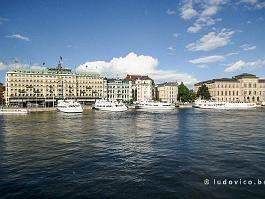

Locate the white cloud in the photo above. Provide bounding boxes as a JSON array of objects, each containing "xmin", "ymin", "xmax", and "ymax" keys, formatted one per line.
[
  {"xmin": 180, "ymin": 0, "xmax": 225, "ymax": 33},
  {"xmin": 201, "ymin": 6, "xmax": 218, "ymax": 17},
  {"xmin": 240, "ymin": 44, "xmax": 256, "ymax": 51},
  {"xmin": 167, "ymin": 9, "xmax": 176, "ymax": 15},
  {"xmin": 6, "ymin": 34, "xmax": 30, "ymax": 41},
  {"xmin": 224, "ymin": 59, "xmax": 265, "ymax": 72},
  {"xmin": 76, "ymin": 52, "xmax": 198, "ymax": 85},
  {"xmin": 0, "ymin": 62, "xmax": 8, "ymax": 70},
  {"xmin": 225, "ymin": 52, "xmax": 239, "ymax": 56},
  {"xmin": 240, "ymin": 0, "xmax": 265, "ymax": 9},
  {"xmin": 186, "ymin": 29, "xmax": 235, "ymax": 51},
  {"xmin": 180, "ymin": 1, "xmax": 198, "ymax": 20},
  {"xmin": 168, "ymin": 46, "xmax": 176, "ymax": 51},
  {"xmin": 189, "ymin": 55, "xmax": 225, "ymax": 64},
  {"xmin": 187, "ymin": 17, "xmax": 222, "ymax": 33},
  {"xmin": 0, "ymin": 61, "xmax": 45, "ymax": 71}
]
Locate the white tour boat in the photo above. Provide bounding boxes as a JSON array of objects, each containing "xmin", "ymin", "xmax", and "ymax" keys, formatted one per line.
[
  {"xmin": 94, "ymin": 100, "xmax": 128, "ymax": 112},
  {"xmin": 134, "ymin": 100, "xmax": 175, "ymax": 110},
  {"xmin": 193, "ymin": 99, "xmax": 257, "ymax": 109},
  {"xmin": 0, "ymin": 108, "xmax": 28, "ymax": 114},
  {"xmin": 57, "ymin": 100, "xmax": 83, "ymax": 113}
]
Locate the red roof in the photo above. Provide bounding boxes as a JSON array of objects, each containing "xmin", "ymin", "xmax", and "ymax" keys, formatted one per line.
[{"xmin": 124, "ymin": 74, "xmax": 153, "ymax": 81}]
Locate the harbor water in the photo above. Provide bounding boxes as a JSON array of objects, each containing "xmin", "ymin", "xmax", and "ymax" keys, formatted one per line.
[{"xmin": 0, "ymin": 109, "xmax": 265, "ymax": 198}]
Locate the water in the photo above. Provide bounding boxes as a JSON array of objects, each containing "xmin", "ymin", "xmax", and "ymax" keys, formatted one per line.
[{"xmin": 0, "ymin": 109, "xmax": 265, "ymax": 199}]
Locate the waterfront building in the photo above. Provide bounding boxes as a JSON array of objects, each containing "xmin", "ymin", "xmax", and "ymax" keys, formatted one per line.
[
  {"xmin": 194, "ymin": 73, "xmax": 265, "ymax": 102},
  {"xmin": 124, "ymin": 74, "xmax": 155, "ymax": 101},
  {"xmin": 106, "ymin": 78, "xmax": 132, "ymax": 102},
  {"xmin": 0, "ymin": 83, "xmax": 4, "ymax": 105},
  {"xmin": 156, "ymin": 82, "xmax": 178, "ymax": 103},
  {"xmin": 5, "ymin": 63, "xmax": 104, "ymax": 106}
]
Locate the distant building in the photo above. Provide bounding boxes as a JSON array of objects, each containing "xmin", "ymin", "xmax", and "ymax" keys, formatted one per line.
[
  {"xmin": 124, "ymin": 74, "xmax": 155, "ymax": 101},
  {"xmin": 0, "ymin": 83, "xmax": 4, "ymax": 105},
  {"xmin": 5, "ymin": 63, "xmax": 105, "ymax": 106},
  {"xmin": 156, "ymin": 82, "xmax": 178, "ymax": 103},
  {"xmin": 106, "ymin": 78, "xmax": 132, "ymax": 102},
  {"xmin": 194, "ymin": 73, "xmax": 265, "ymax": 102}
]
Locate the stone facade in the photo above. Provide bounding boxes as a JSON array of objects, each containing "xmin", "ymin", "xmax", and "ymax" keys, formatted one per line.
[
  {"xmin": 124, "ymin": 74, "xmax": 155, "ymax": 101},
  {"xmin": 156, "ymin": 82, "xmax": 178, "ymax": 103},
  {"xmin": 106, "ymin": 78, "xmax": 132, "ymax": 102},
  {"xmin": 5, "ymin": 65, "xmax": 104, "ymax": 106},
  {"xmin": 194, "ymin": 73, "xmax": 265, "ymax": 103}
]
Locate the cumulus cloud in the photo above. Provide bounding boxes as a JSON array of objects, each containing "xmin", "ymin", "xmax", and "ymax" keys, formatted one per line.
[
  {"xmin": 224, "ymin": 59, "xmax": 265, "ymax": 72},
  {"xmin": 189, "ymin": 55, "xmax": 225, "ymax": 64},
  {"xmin": 240, "ymin": 44, "xmax": 256, "ymax": 51},
  {"xmin": 6, "ymin": 34, "xmax": 30, "ymax": 41},
  {"xmin": 186, "ymin": 29, "xmax": 235, "ymax": 51},
  {"xmin": 76, "ymin": 52, "xmax": 198, "ymax": 85},
  {"xmin": 180, "ymin": 0, "xmax": 225, "ymax": 33},
  {"xmin": 180, "ymin": 1, "xmax": 198, "ymax": 20}
]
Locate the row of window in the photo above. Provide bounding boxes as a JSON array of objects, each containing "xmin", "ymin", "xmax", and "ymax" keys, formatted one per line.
[
  {"xmin": 108, "ymin": 90, "xmax": 129, "ymax": 93},
  {"xmin": 108, "ymin": 86, "xmax": 130, "ymax": 88},
  {"xmin": 214, "ymin": 83, "xmax": 265, "ymax": 88},
  {"xmin": 7, "ymin": 74, "xmax": 100, "ymax": 79},
  {"xmin": 213, "ymin": 90, "xmax": 265, "ymax": 96},
  {"xmin": 216, "ymin": 96, "xmax": 260, "ymax": 102}
]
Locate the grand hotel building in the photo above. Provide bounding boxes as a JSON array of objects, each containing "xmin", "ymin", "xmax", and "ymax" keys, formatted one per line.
[
  {"xmin": 194, "ymin": 73, "xmax": 265, "ymax": 103},
  {"xmin": 5, "ymin": 64, "xmax": 105, "ymax": 106}
]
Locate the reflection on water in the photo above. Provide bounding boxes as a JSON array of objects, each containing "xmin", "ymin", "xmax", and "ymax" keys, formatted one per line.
[{"xmin": 0, "ymin": 109, "xmax": 265, "ymax": 198}]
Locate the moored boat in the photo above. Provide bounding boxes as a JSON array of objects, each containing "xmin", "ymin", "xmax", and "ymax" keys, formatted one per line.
[
  {"xmin": 193, "ymin": 99, "xmax": 257, "ymax": 109},
  {"xmin": 134, "ymin": 100, "xmax": 175, "ymax": 110},
  {"xmin": 57, "ymin": 100, "xmax": 83, "ymax": 113},
  {"xmin": 94, "ymin": 100, "xmax": 128, "ymax": 112}
]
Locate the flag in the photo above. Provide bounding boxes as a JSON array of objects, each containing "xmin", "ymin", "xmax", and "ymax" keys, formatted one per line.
[
  {"xmin": 43, "ymin": 62, "xmax": 45, "ymax": 66},
  {"xmin": 60, "ymin": 56, "xmax": 62, "ymax": 61}
]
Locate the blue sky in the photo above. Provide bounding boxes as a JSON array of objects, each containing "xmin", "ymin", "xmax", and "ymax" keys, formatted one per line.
[{"xmin": 1, "ymin": 0, "xmax": 265, "ymax": 86}]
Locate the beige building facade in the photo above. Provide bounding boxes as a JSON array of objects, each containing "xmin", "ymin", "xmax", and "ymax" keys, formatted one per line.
[
  {"xmin": 5, "ymin": 65, "xmax": 105, "ymax": 106},
  {"xmin": 194, "ymin": 73, "xmax": 265, "ymax": 103},
  {"xmin": 156, "ymin": 82, "xmax": 178, "ymax": 103},
  {"xmin": 124, "ymin": 74, "xmax": 155, "ymax": 101}
]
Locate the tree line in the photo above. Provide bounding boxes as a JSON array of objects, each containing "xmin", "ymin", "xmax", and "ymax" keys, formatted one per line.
[{"xmin": 177, "ymin": 82, "xmax": 210, "ymax": 103}]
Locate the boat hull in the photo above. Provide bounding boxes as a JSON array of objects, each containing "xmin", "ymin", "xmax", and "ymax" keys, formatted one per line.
[
  {"xmin": 0, "ymin": 109, "xmax": 28, "ymax": 114},
  {"xmin": 94, "ymin": 107, "xmax": 127, "ymax": 112},
  {"xmin": 57, "ymin": 107, "xmax": 83, "ymax": 113},
  {"xmin": 135, "ymin": 105, "xmax": 175, "ymax": 110}
]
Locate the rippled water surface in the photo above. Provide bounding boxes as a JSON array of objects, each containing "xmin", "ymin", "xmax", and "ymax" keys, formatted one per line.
[{"xmin": 1, "ymin": 109, "xmax": 265, "ymax": 199}]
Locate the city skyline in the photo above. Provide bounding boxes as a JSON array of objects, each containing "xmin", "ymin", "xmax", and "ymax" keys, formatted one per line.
[{"xmin": 1, "ymin": 0, "xmax": 265, "ymax": 86}]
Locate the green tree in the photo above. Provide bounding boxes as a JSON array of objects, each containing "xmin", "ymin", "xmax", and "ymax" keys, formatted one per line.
[
  {"xmin": 196, "ymin": 84, "xmax": 211, "ymax": 100},
  {"xmin": 188, "ymin": 90, "xmax": 197, "ymax": 102},
  {"xmin": 178, "ymin": 82, "xmax": 190, "ymax": 102}
]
